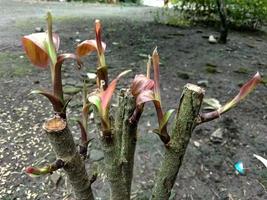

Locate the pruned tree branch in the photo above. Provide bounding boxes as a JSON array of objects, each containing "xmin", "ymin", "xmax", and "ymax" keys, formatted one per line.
[
  {"xmin": 152, "ymin": 84, "xmax": 204, "ymax": 200},
  {"xmin": 100, "ymin": 90, "xmax": 137, "ymax": 200},
  {"xmin": 43, "ymin": 116, "xmax": 94, "ymax": 200}
]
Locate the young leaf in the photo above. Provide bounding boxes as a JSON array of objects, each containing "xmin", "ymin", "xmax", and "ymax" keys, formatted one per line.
[
  {"xmin": 159, "ymin": 109, "xmax": 175, "ymax": 132},
  {"xmin": 199, "ymin": 72, "xmax": 262, "ymax": 123},
  {"xmin": 152, "ymin": 47, "xmax": 161, "ymax": 102},
  {"xmin": 22, "ymin": 32, "xmax": 60, "ymax": 68},
  {"xmin": 218, "ymin": 72, "xmax": 262, "ymax": 114},
  {"xmin": 95, "ymin": 19, "xmax": 104, "ymax": 55},
  {"xmin": 131, "ymin": 74, "xmax": 155, "ymax": 97},
  {"xmin": 100, "ymin": 70, "xmax": 131, "ymax": 110},
  {"xmin": 25, "ymin": 159, "xmax": 64, "ymax": 178},
  {"xmin": 88, "ymin": 95, "xmax": 102, "ymax": 114},
  {"xmin": 76, "ymin": 40, "xmax": 106, "ymax": 57},
  {"xmin": 136, "ymin": 89, "xmax": 156, "ymax": 106},
  {"xmin": 25, "ymin": 166, "xmax": 51, "ymax": 178},
  {"xmin": 46, "ymin": 12, "xmax": 58, "ymax": 67}
]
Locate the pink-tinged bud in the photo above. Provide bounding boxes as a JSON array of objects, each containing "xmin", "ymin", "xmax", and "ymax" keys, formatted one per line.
[
  {"xmin": 95, "ymin": 19, "xmax": 104, "ymax": 55},
  {"xmin": 152, "ymin": 47, "xmax": 161, "ymax": 102},
  {"xmin": 25, "ymin": 166, "xmax": 50, "ymax": 177},
  {"xmin": 25, "ymin": 160, "xmax": 64, "ymax": 178}
]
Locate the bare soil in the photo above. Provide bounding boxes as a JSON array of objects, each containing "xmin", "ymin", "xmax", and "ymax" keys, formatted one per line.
[{"xmin": 0, "ymin": 0, "xmax": 266, "ymax": 199}]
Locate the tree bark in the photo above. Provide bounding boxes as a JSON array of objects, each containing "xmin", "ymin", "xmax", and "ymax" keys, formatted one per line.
[
  {"xmin": 216, "ymin": 0, "xmax": 228, "ymax": 44},
  {"xmin": 151, "ymin": 84, "xmax": 204, "ymax": 200},
  {"xmin": 43, "ymin": 116, "xmax": 94, "ymax": 200},
  {"xmin": 101, "ymin": 91, "xmax": 137, "ymax": 200}
]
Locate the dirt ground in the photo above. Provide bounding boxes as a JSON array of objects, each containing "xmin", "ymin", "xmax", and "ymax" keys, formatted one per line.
[{"xmin": 0, "ymin": 0, "xmax": 266, "ymax": 199}]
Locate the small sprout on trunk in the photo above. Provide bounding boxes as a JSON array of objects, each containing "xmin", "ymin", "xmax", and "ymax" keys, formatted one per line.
[
  {"xmin": 88, "ymin": 70, "xmax": 131, "ymax": 135},
  {"xmin": 130, "ymin": 48, "xmax": 174, "ymax": 144},
  {"xmin": 25, "ymin": 159, "xmax": 64, "ymax": 178},
  {"xmin": 199, "ymin": 72, "xmax": 262, "ymax": 123}
]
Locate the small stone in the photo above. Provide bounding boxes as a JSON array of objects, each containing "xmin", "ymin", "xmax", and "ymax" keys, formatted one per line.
[
  {"xmin": 210, "ymin": 128, "xmax": 224, "ymax": 143},
  {"xmin": 208, "ymin": 35, "xmax": 217, "ymax": 44},
  {"xmin": 75, "ymin": 38, "xmax": 81, "ymax": 43},
  {"xmin": 193, "ymin": 141, "xmax": 200, "ymax": 148},
  {"xmin": 90, "ymin": 149, "xmax": 104, "ymax": 161},
  {"xmin": 35, "ymin": 27, "xmax": 44, "ymax": 33},
  {"xmin": 87, "ymin": 73, "xmax": 97, "ymax": 80}
]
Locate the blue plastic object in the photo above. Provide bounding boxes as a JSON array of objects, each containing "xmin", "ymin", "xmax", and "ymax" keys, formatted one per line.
[{"xmin": 234, "ymin": 161, "xmax": 245, "ymax": 175}]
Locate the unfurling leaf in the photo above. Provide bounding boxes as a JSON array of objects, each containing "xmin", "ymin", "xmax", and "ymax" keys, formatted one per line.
[
  {"xmin": 22, "ymin": 32, "xmax": 60, "ymax": 68},
  {"xmin": 88, "ymin": 70, "xmax": 131, "ymax": 130},
  {"xmin": 25, "ymin": 159, "xmax": 64, "ymax": 178},
  {"xmin": 199, "ymin": 72, "xmax": 262, "ymax": 123},
  {"xmin": 95, "ymin": 19, "xmax": 105, "ymax": 56},
  {"xmin": 88, "ymin": 95, "xmax": 102, "ymax": 114},
  {"xmin": 152, "ymin": 47, "xmax": 161, "ymax": 102},
  {"xmin": 25, "ymin": 166, "xmax": 51, "ymax": 178},
  {"xmin": 46, "ymin": 12, "xmax": 58, "ymax": 67},
  {"xmin": 218, "ymin": 72, "xmax": 262, "ymax": 114},
  {"xmin": 131, "ymin": 74, "xmax": 154, "ymax": 97},
  {"xmin": 136, "ymin": 89, "xmax": 156, "ymax": 106},
  {"xmin": 203, "ymin": 98, "xmax": 221, "ymax": 110},
  {"xmin": 159, "ymin": 109, "xmax": 175, "ymax": 132},
  {"xmin": 100, "ymin": 70, "xmax": 131, "ymax": 110},
  {"xmin": 76, "ymin": 40, "xmax": 106, "ymax": 57}
]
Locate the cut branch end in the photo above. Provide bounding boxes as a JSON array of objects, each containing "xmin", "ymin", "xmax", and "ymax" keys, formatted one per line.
[{"xmin": 43, "ymin": 116, "xmax": 66, "ymax": 132}]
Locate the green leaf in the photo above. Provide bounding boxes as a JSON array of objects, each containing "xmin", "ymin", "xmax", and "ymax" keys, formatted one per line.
[
  {"xmin": 46, "ymin": 12, "xmax": 57, "ymax": 67},
  {"xmin": 159, "ymin": 109, "xmax": 175, "ymax": 132},
  {"xmin": 88, "ymin": 95, "xmax": 101, "ymax": 114}
]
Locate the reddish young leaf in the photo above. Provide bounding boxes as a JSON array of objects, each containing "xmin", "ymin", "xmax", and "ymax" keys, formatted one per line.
[
  {"xmin": 218, "ymin": 72, "xmax": 262, "ymax": 114},
  {"xmin": 131, "ymin": 74, "xmax": 155, "ymax": 97},
  {"xmin": 76, "ymin": 40, "xmax": 106, "ymax": 57},
  {"xmin": 25, "ymin": 166, "xmax": 50, "ymax": 177},
  {"xmin": 136, "ymin": 89, "xmax": 156, "ymax": 106},
  {"xmin": 95, "ymin": 19, "xmax": 104, "ymax": 55},
  {"xmin": 152, "ymin": 47, "xmax": 161, "ymax": 102},
  {"xmin": 200, "ymin": 72, "xmax": 262, "ymax": 123},
  {"xmin": 100, "ymin": 70, "xmax": 131, "ymax": 111},
  {"xmin": 22, "ymin": 33, "xmax": 60, "ymax": 68}
]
